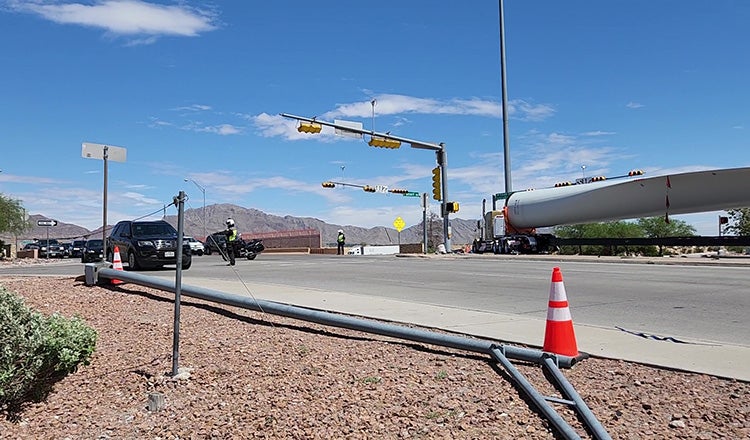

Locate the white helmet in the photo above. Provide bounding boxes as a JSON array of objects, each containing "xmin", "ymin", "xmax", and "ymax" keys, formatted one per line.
[
  {"xmin": 338, "ymin": 229, "xmax": 343, "ymax": 233},
  {"xmin": 226, "ymin": 218, "xmax": 235, "ymax": 227}
]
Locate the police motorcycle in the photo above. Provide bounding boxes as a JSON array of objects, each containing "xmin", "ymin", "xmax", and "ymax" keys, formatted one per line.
[{"xmin": 206, "ymin": 222, "xmax": 265, "ymax": 261}]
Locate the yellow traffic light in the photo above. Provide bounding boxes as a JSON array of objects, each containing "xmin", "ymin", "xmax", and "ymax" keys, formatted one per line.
[
  {"xmin": 298, "ymin": 122, "xmax": 322, "ymax": 134},
  {"xmin": 388, "ymin": 188, "xmax": 408, "ymax": 194},
  {"xmin": 321, "ymin": 181, "xmax": 335, "ymax": 188},
  {"xmin": 368, "ymin": 136, "xmax": 401, "ymax": 149},
  {"xmin": 431, "ymin": 166, "xmax": 441, "ymax": 201},
  {"xmin": 446, "ymin": 201, "xmax": 460, "ymax": 213},
  {"xmin": 363, "ymin": 185, "xmax": 376, "ymax": 193},
  {"xmin": 628, "ymin": 169, "xmax": 644, "ymax": 176}
]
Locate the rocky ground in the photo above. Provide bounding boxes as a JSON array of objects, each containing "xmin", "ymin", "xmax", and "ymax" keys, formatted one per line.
[{"xmin": 0, "ymin": 275, "xmax": 748, "ymax": 439}]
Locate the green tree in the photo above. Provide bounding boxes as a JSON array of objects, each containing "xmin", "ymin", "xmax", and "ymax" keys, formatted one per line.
[
  {"xmin": 637, "ymin": 216, "xmax": 696, "ymax": 256},
  {"xmin": 0, "ymin": 194, "xmax": 30, "ymax": 236},
  {"xmin": 554, "ymin": 221, "xmax": 652, "ymax": 256},
  {"xmin": 724, "ymin": 208, "xmax": 750, "ymax": 236}
]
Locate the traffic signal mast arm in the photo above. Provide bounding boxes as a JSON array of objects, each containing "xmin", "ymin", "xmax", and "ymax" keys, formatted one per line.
[
  {"xmin": 321, "ymin": 181, "xmax": 411, "ymax": 194},
  {"xmin": 280, "ymin": 113, "xmax": 442, "ymax": 151}
]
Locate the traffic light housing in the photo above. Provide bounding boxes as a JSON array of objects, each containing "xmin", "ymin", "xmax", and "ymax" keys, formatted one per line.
[
  {"xmin": 368, "ymin": 136, "xmax": 401, "ymax": 149},
  {"xmin": 445, "ymin": 201, "xmax": 460, "ymax": 213},
  {"xmin": 388, "ymin": 188, "xmax": 408, "ymax": 194},
  {"xmin": 431, "ymin": 166, "xmax": 441, "ymax": 201},
  {"xmin": 628, "ymin": 169, "xmax": 644, "ymax": 176},
  {"xmin": 321, "ymin": 181, "xmax": 335, "ymax": 188},
  {"xmin": 363, "ymin": 185, "xmax": 376, "ymax": 193},
  {"xmin": 298, "ymin": 122, "xmax": 322, "ymax": 134}
]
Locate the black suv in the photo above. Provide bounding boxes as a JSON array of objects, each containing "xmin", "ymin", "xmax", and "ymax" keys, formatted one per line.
[
  {"xmin": 70, "ymin": 240, "xmax": 87, "ymax": 258},
  {"xmin": 107, "ymin": 220, "xmax": 191, "ymax": 270},
  {"xmin": 81, "ymin": 239, "xmax": 104, "ymax": 263},
  {"xmin": 36, "ymin": 239, "xmax": 66, "ymax": 258}
]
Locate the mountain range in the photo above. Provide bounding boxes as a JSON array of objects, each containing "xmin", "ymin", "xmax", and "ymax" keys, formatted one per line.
[{"xmin": 3, "ymin": 204, "xmax": 481, "ymax": 248}]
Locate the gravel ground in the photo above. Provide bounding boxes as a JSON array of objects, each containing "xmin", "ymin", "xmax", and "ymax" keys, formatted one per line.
[{"xmin": 1, "ymin": 275, "xmax": 748, "ymax": 439}]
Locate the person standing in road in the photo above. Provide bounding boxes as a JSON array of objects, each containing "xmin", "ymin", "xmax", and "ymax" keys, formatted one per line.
[
  {"xmin": 337, "ymin": 229, "xmax": 346, "ymax": 255},
  {"xmin": 224, "ymin": 218, "xmax": 239, "ymax": 265}
]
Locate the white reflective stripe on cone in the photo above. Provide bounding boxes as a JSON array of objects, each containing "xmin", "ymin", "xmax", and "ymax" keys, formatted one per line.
[
  {"xmin": 547, "ymin": 307, "xmax": 572, "ymax": 322},
  {"xmin": 548, "ymin": 283, "xmax": 568, "ymax": 302}
]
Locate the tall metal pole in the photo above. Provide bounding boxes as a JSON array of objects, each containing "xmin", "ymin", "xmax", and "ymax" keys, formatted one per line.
[
  {"xmin": 499, "ymin": 0, "xmax": 512, "ymax": 193},
  {"xmin": 437, "ymin": 146, "xmax": 451, "ymax": 252},
  {"xmin": 172, "ymin": 191, "xmax": 186, "ymax": 376},
  {"xmin": 102, "ymin": 146, "xmax": 108, "ymax": 260},
  {"xmin": 422, "ymin": 193, "xmax": 428, "ymax": 254}
]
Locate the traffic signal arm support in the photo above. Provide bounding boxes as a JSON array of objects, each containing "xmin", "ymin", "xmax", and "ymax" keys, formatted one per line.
[{"xmin": 279, "ymin": 113, "xmax": 442, "ymax": 151}]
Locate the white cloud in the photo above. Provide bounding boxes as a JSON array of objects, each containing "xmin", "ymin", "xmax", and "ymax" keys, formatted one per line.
[
  {"xmin": 6, "ymin": 0, "xmax": 218, "ymax": 40},
  {"xmin": 252, "ymin": 94, "xmax": 556, "ymax": 141},
  {"xmin": 324, "ymin": 94, "xmax": 554, "ymax": 122},
  {"xmin": 174, "ymin": 104, "xmax": 212, "ymax": 112},
  {"xmin": 121, "ymin": 191, "xmax": 161, "ymax": 206},
  {"xmin": 582, "ymin": 130, "xmax": 616, "ymax": 136},
  {"xmin": 203, "ymin": 124, "xmax": 241, "ymax": 136},
  {"xmin": 626, "ymin": 101, "xmax": 644, "ymax": 109}
]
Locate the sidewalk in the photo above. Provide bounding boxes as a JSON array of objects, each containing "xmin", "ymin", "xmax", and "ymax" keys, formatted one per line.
[{"xmin": 170, "ymin": 276, "xmax": 750, "ymax": 382}]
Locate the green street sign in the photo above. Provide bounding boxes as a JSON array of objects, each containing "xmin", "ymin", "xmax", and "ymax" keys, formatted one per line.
[{"xmin": 403, "ymin": 191, "xmax": 420, "ymax": 197}]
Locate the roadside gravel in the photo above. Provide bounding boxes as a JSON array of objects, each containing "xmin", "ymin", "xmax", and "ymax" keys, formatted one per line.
[{"xmin": 1, "ymin": 276, "xmax": 748, "ymax": 439}]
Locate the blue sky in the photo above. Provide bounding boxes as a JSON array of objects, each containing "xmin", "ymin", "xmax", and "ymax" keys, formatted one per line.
[{"xmin": 0, "ymin": 0, "xmax": 748, "ymax": 236}]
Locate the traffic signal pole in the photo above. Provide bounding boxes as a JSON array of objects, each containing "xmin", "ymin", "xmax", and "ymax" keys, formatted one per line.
[
  {"xmin": 436, "ymin": 148, "xmax": 451, "ymax": 252},
  {"xmin": 281, "ymin": 113, "xmax": 452, "ymax": 252}
]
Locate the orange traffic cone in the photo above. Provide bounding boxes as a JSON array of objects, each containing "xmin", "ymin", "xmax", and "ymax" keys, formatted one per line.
[
  {"xmin": 543, "ymin": 267, "xmax": 579, "ymax": 357},
  {"xmin": 111, "ymin": 246, "xmax": 124, "ymax": 285}
]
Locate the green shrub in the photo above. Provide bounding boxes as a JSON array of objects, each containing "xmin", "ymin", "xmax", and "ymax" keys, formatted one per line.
[{"xmin": 0, "ymin": 286, "xmax": 97, "ymax": 420}]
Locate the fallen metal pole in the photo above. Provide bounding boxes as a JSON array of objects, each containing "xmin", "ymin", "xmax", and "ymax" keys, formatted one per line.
[
  {"xmin": 95, "ymin": 268, "xmax": 577, "ymax": 368},
  {"xmin": 490, "ymin": 347, "xmax": 581, "ymax": 440},
  {"xmin": 543, "ymin": 357, "xmax": 612, "ymax": 440}
]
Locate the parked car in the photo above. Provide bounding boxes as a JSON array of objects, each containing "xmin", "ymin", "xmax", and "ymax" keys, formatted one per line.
[
  {"xmin": 107, "ymin": 220, "xmax": 191, "ymax": 270},
  {"xmin": 61, "ymin": 242, "xmax": 72, "ymax": 257},
  {"xmin": 184, "ymin": 236, "xmax": 205, "ymax": 256},
  {"xmin": 81, "ymin": 239, "xmax": 104, "ymax": 263},
  {"xmin": 70, "ymin": 240, "xmax": 87, "ymax": 258},
  {"xmin": 35, "ymin": 239, "xmax": 66, "ymax": 258}
]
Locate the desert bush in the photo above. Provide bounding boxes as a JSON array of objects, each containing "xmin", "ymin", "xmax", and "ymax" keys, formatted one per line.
[{"xmin": 0, "ymin": 286, "xmax": 97, "ymax": 420}]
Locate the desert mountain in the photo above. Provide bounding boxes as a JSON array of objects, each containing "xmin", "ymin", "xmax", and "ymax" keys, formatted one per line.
[
  {"xmin": 170, "ymin": 204, "xmax": 480, "ymax": 247},
  {"xmin": 3, "ymin": 205, "xmax": 480, "ymax": 247}
]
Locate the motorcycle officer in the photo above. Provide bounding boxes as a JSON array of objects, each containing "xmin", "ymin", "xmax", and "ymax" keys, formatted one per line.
[{"xmin": 224, "ymin": 218, "xmax": 239, "ymax": 266}]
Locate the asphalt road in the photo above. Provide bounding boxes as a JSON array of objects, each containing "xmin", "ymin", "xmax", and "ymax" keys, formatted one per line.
[{"xmin": 2, "ymin": 253, "xmax": 748, "ymax": 347}]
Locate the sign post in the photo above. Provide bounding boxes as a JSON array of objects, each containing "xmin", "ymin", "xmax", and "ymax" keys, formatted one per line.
[
  {"xmin": 82, "ymin": 142, "xmax": 127, "ymax": 260},
  {"xmin": 393, "ymin": 216, "xmax": 405, "ymax": 248},
  {"xmin": 36, "ymin": 219, "xmax": 58, "ymax": 260}
]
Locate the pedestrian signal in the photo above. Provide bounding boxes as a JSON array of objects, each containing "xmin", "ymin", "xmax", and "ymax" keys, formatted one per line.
[{"xmin": 446, "ymin": 201, "xmax": 460, "ymax": 213}]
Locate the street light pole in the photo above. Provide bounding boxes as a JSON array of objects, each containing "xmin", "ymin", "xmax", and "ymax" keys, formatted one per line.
[{"xmin": 184, "ymin": 179, "xmax": 206, "ymax": 240}]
